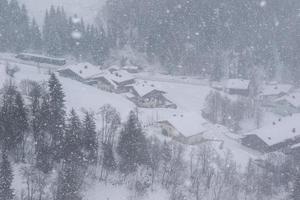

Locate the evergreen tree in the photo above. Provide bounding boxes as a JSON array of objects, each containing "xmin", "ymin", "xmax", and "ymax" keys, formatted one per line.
[
  {"xmin": 82, "ymin": 112, "xmax": 98, "ymax": 164},
  {"xmin": 117, "ymin": 111, "xmax": 150, "ymax": 174},
  {"xmin": 0, "ymin": 153, "xmax": 14, "ymax": 200},
  {"xmin": 35, "ymin": 95, "xmax": 53, "ymax": 173},
  {"xmin": 102, "ymin": 143, "xmax": 116, "ymax": 172},
  {"xmin": 0, "ymin": 0, "xmax": 9, "ymax": 51},
  {"xmin": 0, "ymin": 83, "xmax": 27, "ymax": 152},
  {"xmin": 29, "ymin": 18, "xmax": 43, "ymax": 51},
  {"xmin": 48, "ymin": 73, "xmax": 65, "ymax": 161},
  {"xmin": 56, "ymin": 163, "xmax": 82, "ymax": 200},
  {"xmin": 14, "ymin": 92, "xmax": 28, "ymax": 161},
  {"xmin": 63, "ymin": 109, "xmax": 83, "ymax": 164},
  {"xmin": 291, "ymin": 172, "xmax": 300, "ymax": 200}
]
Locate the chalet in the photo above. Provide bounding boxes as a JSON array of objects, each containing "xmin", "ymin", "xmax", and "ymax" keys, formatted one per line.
[
  {"xmin": 276, "ymin": 91, "xmax": 300, "ymax": 110},
  {"xmin": 262, "ymin": 91, "xmax": 300, "ymax": 116},
  {"xmin": 57, "ymin": 62, "xmax": 101, "ymax": 82},
  {"xmin": 157, "ymin": 112, "xmax": 208, "ymax": 144},
  {"xmin": 224, "ymin": 79, "xmax": 251, "ymax": 96},
  {"xmin": 86, "ymin": 70, "xmax": 135, "ymax": 93},
  {"xmin": 85, "ymin": 76, "xmax": 117, "ymax": 92},
  {"xmin": 260, "ymin": 83, "xmax": 293, "ymax": 102},
  {"xmin": 128, "ymin": 81, "xmax": 176, "ymax": 108},
  {"xmin": 241, "ymin": 114, "xmax": 300, "ymax": 153}
]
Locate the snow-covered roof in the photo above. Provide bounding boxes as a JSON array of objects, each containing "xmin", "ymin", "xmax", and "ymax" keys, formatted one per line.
[
  {"xmin": 106, "ymin": 70, "xmax": 135, "ymax": 84},
  {"xmin": 246, "ymin": 114, "xmax": 300, "ymax": 146},
  {"xmin": 122, "ymin": 65, "xmax": 139, "ymax": 70},
  {"xmin": 58, "ymin": 62, "xmax": 101, "ymax": 79},
  {"xmin": 260, "ymin": 83, "xmax": 292, "ymax": 96},
  {"xmin": 159, "ymin": 112, "xmax": 208, "ymax": 137},
  {"xmin": 276, "ymin": 92, "xmax": 300, "ymax": 108},
  {"xmin": 225, "ymin": 79, "xmax": 250, "ymax": 90},
  {"xmin": 131, "ymin": 80, "xmax": 165, "ymax": 97}
]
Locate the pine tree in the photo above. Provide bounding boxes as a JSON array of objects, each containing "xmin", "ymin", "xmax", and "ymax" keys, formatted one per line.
[
  {"xmin": 82, "ymin": 112, "xmax": 98, "ymax": 164},
  {"xmin": 102, "ymin": 143, "xmax": 116, "ymax": 172},
  {"xmin": 0, "ymin": 153, "xmax": 14, "ymax": 200},
  {"xmin": 63, "ymin": 109, "xmax": 83, "ymax": 164},
  {"xmin": 16, "ymin": 4, "xmax": 30, "ymax": 52},
  {"xmin": 0, "ymin": 83, "xmax": 26, "ymax": 152},
  {"xmin": 117, "ymin": 111, "xmax": 150, "ymax": 174},
  {"xmin": 48, "ymin": 73, "xmax": 65, "ymax": 161},
  {"xmin": 0, "ymin": 0, "xmax": 9, "ymax": 51},
  {"xmin": 56, "ymin": 163, "xmax": 82, "ymax": 200},
  {"xmin": 29, "ymin": 18, "xmax": 43, "ymax": 51},
  {"xmin": 14, "ymin": 92, "xmax": 28, "ymax": 160},
  {"xmin": 35, "ymin": 95, "xmax": 53, "ymax": 173},
  {"xmin": 291, "ymin": 172, "xmax": 300, "ymax": 200}
]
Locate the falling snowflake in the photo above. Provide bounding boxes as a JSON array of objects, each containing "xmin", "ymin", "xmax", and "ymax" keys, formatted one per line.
[
  {"xmin": 71, "ymin": 16, "xmax": 80, "ymax": 24},
  {"xmin": 260, "ymin": 1, "xmax": 267, "ymax": 7},
  {"xmin": 71, "ymin": 31, "xmax": 82, "ymax": 40}
]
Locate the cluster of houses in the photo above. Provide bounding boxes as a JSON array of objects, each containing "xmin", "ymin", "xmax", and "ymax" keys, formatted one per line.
[
  {"xmin": 57, "ymin": 63, "xmax": 176, "ymax": 109},
  {"xmin": 211, "ymin": 79, "xmax": 300, "ymax": 155},
  {"xmin": 241, "ymin": 82, "xmax": 300, "ymax": 155}
]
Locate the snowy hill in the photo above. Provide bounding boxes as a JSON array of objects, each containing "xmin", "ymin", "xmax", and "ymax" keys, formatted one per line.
[{"xmin": 0, "ymin": 57, "xmax": 264, "ymax": 200}]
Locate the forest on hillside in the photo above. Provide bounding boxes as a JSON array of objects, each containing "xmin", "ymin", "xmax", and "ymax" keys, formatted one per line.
[{"xmin": 1, "ymin": 0, "xmax": 300, "ymax": 84}]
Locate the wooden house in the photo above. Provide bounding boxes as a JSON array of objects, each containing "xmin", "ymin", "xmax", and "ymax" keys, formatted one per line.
[
  {"xmin": 128, "ymin": 81, "xmax": 176, "ymax": 108},
  {"xmin": 260, "ymin": 83, "xmax": 293, "ymax": 103},
  {"xmin": 57, "ymin": 62, "xmax": 101, "ymax": 82},
  {"xmin": 241, "ymin": 114, "xmax": 300, "ymax": 153},
  {"xmin": 86, "ymin": 70, "xmax": 135, "ymax": 93}
]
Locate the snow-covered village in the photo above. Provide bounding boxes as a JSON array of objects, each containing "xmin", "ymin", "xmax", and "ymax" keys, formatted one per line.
[{"xmin": 0, "ymin": 0, "xmax": 300, "ymax": 200}]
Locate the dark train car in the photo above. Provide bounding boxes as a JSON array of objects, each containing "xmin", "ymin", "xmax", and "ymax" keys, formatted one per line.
[{"xmin": 16, "ymin": 53, "xmax": 66, "ymax": 66}]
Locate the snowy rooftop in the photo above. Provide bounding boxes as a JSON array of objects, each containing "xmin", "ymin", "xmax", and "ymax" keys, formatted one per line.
[
  {"xmin": 276, "ymin": 92, "xmax": 300, "ymax": 108},
  {"xmin": 225, "ymin": 79, "xmax": 250, "ymax": 90},
  {"xmin": 58, "ymin": 62, "xmax": 102, "ymax": 79},
  {"xmin": 246, "ymin": 114, "xmax": 300, "ymax": 146},
  {"xmin": 122, "ymin": 65, "xmax": 139, "ymax": 70},
  {"xmin": 131, "ymin": 80, "xmax": 165, "ymax": 97},
  {"xmin": 159, "ymin": 112, "xmax": 208, "ymax": 137},
  {"xmin": 89, "ymin": 69, "xmax": 135, "ymax": 84},
  {"xmin": 260, "ymin": 83, "xmax": 293, "ymax": 96},
  {"xmin": 106, "ymin": 70, "xmax": 135, "ymax": 83}
]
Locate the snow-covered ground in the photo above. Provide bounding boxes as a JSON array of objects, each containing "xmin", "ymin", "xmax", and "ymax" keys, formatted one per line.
[{"xmin": 0, "ymin": 58, "xmax": 263, "ymax": 199}]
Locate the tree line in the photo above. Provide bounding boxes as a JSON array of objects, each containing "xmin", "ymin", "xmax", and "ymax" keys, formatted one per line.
[
  {"xmin": 0, "ymin": 0, "xmax": 109, "ymax": 64},
  {"xmin": 103, "ymin": 0, "xmax": 300, "ymax": 84}
]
